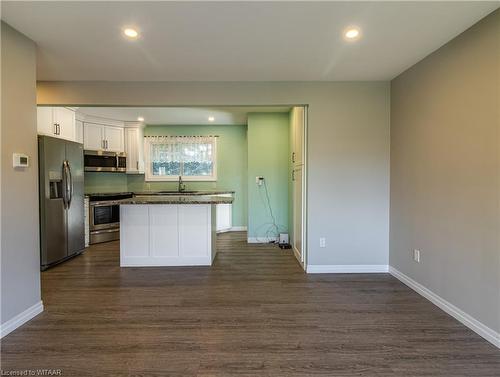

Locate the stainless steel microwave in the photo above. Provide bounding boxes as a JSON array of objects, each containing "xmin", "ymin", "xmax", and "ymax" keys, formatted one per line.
[{"xmin": 84, "ymin": 150, "xmax": 126, "ymax": 172}]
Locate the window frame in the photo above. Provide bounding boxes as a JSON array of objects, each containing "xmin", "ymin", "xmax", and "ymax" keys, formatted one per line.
[{"xmin": 144, "ymin": 136, "xmax": 218, "ymax": 182}]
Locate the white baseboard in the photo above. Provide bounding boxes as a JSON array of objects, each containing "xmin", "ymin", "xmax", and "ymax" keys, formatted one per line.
[
  {"xmin": 306, "ymin": 264, "xmax": 389, "ymax": 273},
  {"xmin": 217, "ymin": 226, "xmax": 247, "ymax": 234},
  {"xmin": 389, "ymin": 266, "xmax": 500, "ymax": 349},
  {"xmin": 230, "ymin": 226, "xmax": 247, "ymax": 232},
  {"xmin": 0, "ymin": 300, "xmax": 44, "ymax": 338},
  {"xmin": 247, "ymin": 237, "xmax": 278, "ymax": 243}
]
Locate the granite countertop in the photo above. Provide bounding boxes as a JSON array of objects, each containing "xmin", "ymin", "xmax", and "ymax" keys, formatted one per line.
[
  {"xmin": 132, "ymin": 190, "xmax": 235, "ymax": 196},
  {"xmin": 122, "ymin": 195, "xmax": 234, "ymax": 205},
  {"xmin": 85, "ymin": 192, "xmax": 133, "ymax": 197},
  {"xmin": 86, "ymin": 190, "xmax": 235, "ymax": 197}
]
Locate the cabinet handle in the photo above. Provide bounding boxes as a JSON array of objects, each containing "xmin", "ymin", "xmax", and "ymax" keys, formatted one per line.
[
  {"xmin": 57, "ymin": 124, "xmax": 61, "ymax": 135},
  {"xmin": 136, "ymin": 161, "xmax": 139, "ymax": 170},
  {"xmin": 292, "ymin": 152, "xmax": 296, "ymax": 163},
  {"xmin": 102, "ymin": 139, "xmax": 105, "ymax": 149},
  {"xmin": 106, "ymin": 140, "xmax": 108, "ymax": 149},
  {"xmin": 292, "ymin": 170, "xmax": 295, "ymax": 181}
]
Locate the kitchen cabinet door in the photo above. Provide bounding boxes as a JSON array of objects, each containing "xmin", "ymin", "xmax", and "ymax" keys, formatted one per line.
[
  {"xmin": 104, "ymin": 126, "xmax": 124, "ymax": 152},
  {"xmin": 54, "ymin": 107, "xmax": 76, "ymax": 141},
  {"xmin": 125, "ymin": 127, "xmax": 144, "ymax": 173},
  {"xmin": 37, "ymin": 107, "xmax": 57, "ymax": 137},
  {"xmin": 125, "ymin": 128, "xmax": 138, "ymax": 172},
  {"xmin": 216, "ymin": 203, "xmax": 232, "ymax": 232},
  {"xmin": 75, "ymin": 120, "xmax": 84, "ymax": 144},
  {"xmin": 84, "ymin": 123, "xmax": 104, "ymax": 150},
  {"xmin": 292, "ymin": 106, "xmax": 304, "ymax": 167}
]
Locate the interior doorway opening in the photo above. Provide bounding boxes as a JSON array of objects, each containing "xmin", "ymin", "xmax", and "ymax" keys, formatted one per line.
[{"xmin": 36, "ymin": 104, "xmax": 308, "ymax": 270}]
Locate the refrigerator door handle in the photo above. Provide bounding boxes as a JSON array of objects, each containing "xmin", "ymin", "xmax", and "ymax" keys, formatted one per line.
[
  {"xmin": 66, "ymin": 161, "xmax": 73, "ymax": 208},
  {"xmin": 62, "ymin": 161, "xmax": 68, "ymax": 208}
]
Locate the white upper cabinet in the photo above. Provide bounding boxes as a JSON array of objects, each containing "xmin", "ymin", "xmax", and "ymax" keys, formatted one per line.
[
  {"xmin": 37, "ymin": 107, "xmax": 56, "ymax": 136},
  {"xmin": 291, "ymin": 106, "xmax": 304, "ymax": 167},
  {"xmin": 75, "ymin": 120, "xmax": 84, "ymax": 144},
  {"xmin": 55, "ymin": 107, "xmax": 76, "ymax": 141},
  {"xmin": 83, "ymin": 123, "xmax": 124, "ymax": 152},
  {"xmin": 124, "ymin": 127, "xmax": 145, "ymax": 174},
  {"xmin": 37, "ymin": 107, "xmax": 77, "ymax": 142},
  {"xmin": 84, "ymin": 123, "xmax": 105, "ymax": 150},
  {"xmin": 104, "ymin": 126, "xmax": 125, "ymax": 153}
]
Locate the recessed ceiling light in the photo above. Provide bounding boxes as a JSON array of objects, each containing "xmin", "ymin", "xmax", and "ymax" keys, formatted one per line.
[
  {"xmin": 137, "ymin": 116, "xmax": 144, "ymax": 122},
  {"xmin": 208, "ymin": 116, "xmax": 215, "ymax": 122},
  {"xmin": 344, "ymin": 27, "xmax": 361, "ymax": 41},
  {"xmin": 123, "ymin": 28, "xmax": 139, "ymax": 39}
]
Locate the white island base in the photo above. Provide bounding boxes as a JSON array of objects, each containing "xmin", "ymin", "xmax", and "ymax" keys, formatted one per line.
[{"xmin": 120, "ymin": 204, "xmax": 217, "ymax": 267}]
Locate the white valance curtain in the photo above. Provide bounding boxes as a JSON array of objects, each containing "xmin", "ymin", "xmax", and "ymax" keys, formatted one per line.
[
  {"xmin": 148, "ymin": 136, "xmax": 215, "ymax": 164},
  {"xmin": 145, "ymin": 136, "xmax": 217, "ymax": 180}
]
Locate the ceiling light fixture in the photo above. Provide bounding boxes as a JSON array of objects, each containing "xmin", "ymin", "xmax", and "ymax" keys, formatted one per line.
[
  {"xmin": 208, "ymin": 116, "xmax": 215, "ymax": 122},
  {"xmin": 344, "ymin": 27, "xmax": 361, "ymax": 41},
  {"xmin": 123, "ymin": 28, "xmax": 139, "ymax": 39},
  {"xmin": 137, "ymin": 116, "xmax": 144, "ymax": 122}
]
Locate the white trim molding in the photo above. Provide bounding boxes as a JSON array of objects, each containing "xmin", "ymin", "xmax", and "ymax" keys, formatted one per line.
[
  {"xmin": 306, "ymin": 264, "xmax": 389, "ymax": 273},
  {"xmin": 217, "ymin": 226, "xmax": 247, "ymax": 234},
  {"xmin": 229, "ymin": 226, "xmax": 247, "ymax": 232},
  {"xmin": 389, "ymin": 267, "xmax": 500, "ymax": 349},
  {"xmin": 293, "ymin": 247, "xmax": 305, "ymax": 269},
  {"xmin": 0, "ymin": 301, "xmax": 44, "ymax": 338},
  {"xmin": 247, "ymin": 237, "xmax": 278, "ymax": 244}
]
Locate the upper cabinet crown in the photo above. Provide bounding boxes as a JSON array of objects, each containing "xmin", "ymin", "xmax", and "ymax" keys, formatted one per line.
[
  {"xmin": 37, "ymin": 107, "xmax": 78, "ymax": 142},
  {"xmin": 83, "ymin": 123, "xmax": 124, "ymax": 153}
]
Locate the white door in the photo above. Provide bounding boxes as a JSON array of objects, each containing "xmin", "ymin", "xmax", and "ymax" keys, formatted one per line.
[
  {"xmin": 125, "ymin": 128, "xmax": 139, "ymax": 173},
  {"xmin": 104, "ymin": 126, "xmax": 124, "ymax": 152},
  {"xmin": 54, "ymin": 107, "xmax": 76, "ymax": 141},
  {"xmin": 292, "ymin": 166, "xmax": 303, "ymax": 264},
  {"xmin": 84, "ymin": 123, "xmax": 104, "ymax": 150},
  {"xmin": 37, "ymin": 107, "xmax": 56, "ymax": 137}
]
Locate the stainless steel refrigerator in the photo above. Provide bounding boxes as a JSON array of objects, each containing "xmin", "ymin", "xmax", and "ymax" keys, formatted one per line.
[{"xmin": 39, "ymin": 135, "xmax": 85, "ymax": 270}]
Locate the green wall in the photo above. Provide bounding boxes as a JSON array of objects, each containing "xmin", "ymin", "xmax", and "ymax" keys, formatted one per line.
[
  {"xmin": 131, "ymin": 124, "xmax": 248, "ymax": 226},
  {"xmin": 247, "ymin": 113, "xmax": 290, "ymax": 240}
]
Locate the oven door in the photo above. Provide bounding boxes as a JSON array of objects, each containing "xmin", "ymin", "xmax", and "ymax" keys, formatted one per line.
[{"xmin": 90, "ymin": 203, "xmax": 121, "ymax": 231}]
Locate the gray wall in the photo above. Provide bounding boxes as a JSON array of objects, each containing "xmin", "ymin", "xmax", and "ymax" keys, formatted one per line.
[
  {"xmin": 390, "ymin": 10, "xmax": 500, "ymax": 332},
  {"xmin": 1, "ymin": 23, "xmax": 41, "ymax": 325},
  {"xmin": 37, "ymin": 81, "xmax": 390, "ymax": 267}
]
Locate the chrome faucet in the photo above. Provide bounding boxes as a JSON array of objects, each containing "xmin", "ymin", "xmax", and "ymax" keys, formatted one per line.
[{"xmin": 178, "ymin": 176, "xmax": 186, "ymax": 192}]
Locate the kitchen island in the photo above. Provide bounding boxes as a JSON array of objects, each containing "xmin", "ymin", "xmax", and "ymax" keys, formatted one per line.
[{"xmin": 119, "ymin": 194, "xmax": 233, "ymax": 267}]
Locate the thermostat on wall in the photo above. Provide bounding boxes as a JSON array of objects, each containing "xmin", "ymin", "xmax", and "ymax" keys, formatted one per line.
[{"xmin": 13, "ymin": 153, "xmax": 29, "ymax": 168}]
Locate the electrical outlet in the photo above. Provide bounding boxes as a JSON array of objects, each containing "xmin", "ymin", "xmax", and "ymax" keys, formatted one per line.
[
  {"xmin": 413, "ymin": 249, "xmax": 421, "ymax": 263},
  {"xmin": 319, "ymin": 238, "xmax": 326, "ymax": 248}
]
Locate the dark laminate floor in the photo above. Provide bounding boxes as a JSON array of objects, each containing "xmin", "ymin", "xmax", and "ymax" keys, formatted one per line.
[{"xmin": 1, "ymin": 232, "xmax": 499, "ymax": 376}]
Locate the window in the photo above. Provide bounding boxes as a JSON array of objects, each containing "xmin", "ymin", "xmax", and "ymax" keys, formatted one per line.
[{"xmin": 144, "ymin": 136, "xmax": 217, "ymax": 181}]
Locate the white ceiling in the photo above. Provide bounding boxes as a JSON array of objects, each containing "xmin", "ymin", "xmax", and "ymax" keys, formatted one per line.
[
  {"xmin": 77, "ymin": 106, "xmax": 291, "ymax": 125},
  {"xmin": 2, "ymin": 1, "xmax": 498, "ymax": 81}
]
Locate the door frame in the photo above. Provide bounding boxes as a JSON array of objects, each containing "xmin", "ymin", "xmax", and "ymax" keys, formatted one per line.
[
  {"xmin": 291, "ymin": 105, "xmax": 308, "ymax": 271},
  {"xmin": 41, "ymin": 103, "xmax": 310, "ymax": 271}
]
